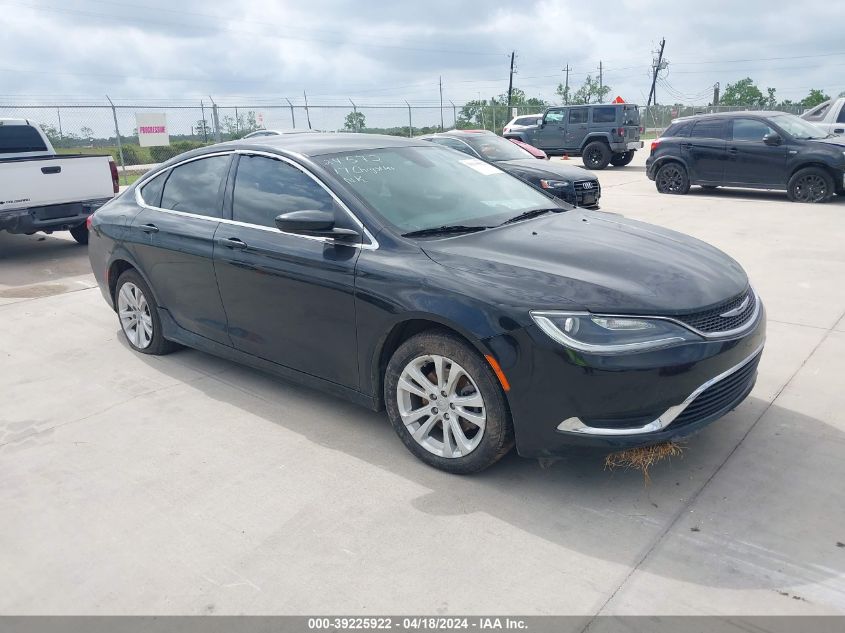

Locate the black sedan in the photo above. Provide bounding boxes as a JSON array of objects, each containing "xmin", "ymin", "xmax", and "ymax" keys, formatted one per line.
[
  {"xmin": 419, "ymin": 130, "xmax": 601, "ymax": 208},
  {"xmin": 88, "ymin": 134, "xmax": 765, "ymax": 474}
]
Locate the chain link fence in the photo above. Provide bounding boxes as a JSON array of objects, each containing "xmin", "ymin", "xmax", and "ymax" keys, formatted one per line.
[{"xmin": 0, "ymin": 99, "xmax": 808, "ymax": 173}]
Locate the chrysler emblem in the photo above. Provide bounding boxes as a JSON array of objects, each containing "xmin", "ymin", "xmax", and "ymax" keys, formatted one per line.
[{"xmin": 720, "ymin": 296, "xmax": 750, "ymax": 318}]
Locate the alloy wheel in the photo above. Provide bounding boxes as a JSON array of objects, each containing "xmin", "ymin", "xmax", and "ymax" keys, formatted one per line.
[
  {"xmin": 396, "ymin": 354, "xmax": 486, "ymax": 459},
  {"xmin": 584, "ymin": 147, "xmax": 603, "ymax": 167},
  {"xmin": 117, "ymin": 282, "xmax": 153, "ymax": 349},
  {"xmin": 657, "ymin": 166, "xmax": 684, "ymax": 193},
  {"xmin": 793, "ymin": 174, "xmax": 828, "ymax": 202}
]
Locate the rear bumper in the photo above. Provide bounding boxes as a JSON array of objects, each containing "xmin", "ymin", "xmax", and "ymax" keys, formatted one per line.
[
  {"xmin": 609, "ymin": 140, "xmax": 643, "ymax": 153},
  {"xmin": 0, "ymin": 198, "xmax": 111, "ymax": 234}
]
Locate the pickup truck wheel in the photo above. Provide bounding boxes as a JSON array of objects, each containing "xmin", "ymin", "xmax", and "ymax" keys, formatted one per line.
[
  {"xmin": 787, "ymin": 167, "xmax": 834, "ymax": 203},
  {"xmin": 69, "ymin": 223, "xmax": 89, "ymax": 245},
  {"xmin": 582, "ymin": 142, "xmax": 611, "ymax": 170},
  {"xmin": 115, "ymin": 270, "xmax": 178, "ymax": 355},
  {"xmin": 610, "ymin": 150, "xmax": 635, "ymax": 167},
  {"xmin": 384, "ymin": 330, "xmax": 514, "ymax": 474},
  {"xmin": 655, "ymin": 163, "xmax": 690, "ymax": 195}
]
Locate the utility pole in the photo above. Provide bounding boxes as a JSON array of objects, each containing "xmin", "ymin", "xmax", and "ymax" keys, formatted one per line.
[
  {"xmin": 598, "ymin": 61, "xmax": 603, "ymax": 103},
  {"xmin": 712, "ymin": 82, "xmax": 720, "ymax": 109},
  {"xmin": 562, "ymin": 64, "xmax": 570, "ymax": 104},
  {"xmin": 439, "ymin": 76, "xmax": 444, "ymax": 131},
  {"xmin": 349, "ymin": 98, "xmax": 359, "ymax": 132},
  {"xmin": 450, "ymin": 100, "xmax": 457, "ymax": 129},
  {"xmin": 507, "ymin": 51, "xmax": 515, "ymax": 109},
  {"xmin": 646, "ymin": 38, "xmax": 666, "ymax": 108}
]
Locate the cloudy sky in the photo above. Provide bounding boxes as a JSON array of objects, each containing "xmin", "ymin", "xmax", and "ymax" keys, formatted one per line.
[{"xmin": 3, "ymin": 0, "xmax": 844, "ymax": 108}]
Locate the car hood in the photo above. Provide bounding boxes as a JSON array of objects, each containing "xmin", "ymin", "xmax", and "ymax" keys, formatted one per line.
[
  {"xmin": 421, "ymin": 210, "xmax": 748, "ymax": 315},
  {"xmin": 807, "ymin": 135, "xmax": 845, "ymax": 149},
  {"xmin": 498, "ymin": 158, "xmax": 594, "ymax": 181}
]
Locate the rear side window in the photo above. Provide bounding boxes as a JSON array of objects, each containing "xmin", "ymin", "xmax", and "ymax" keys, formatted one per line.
[
  {"xmin": 233, "ymin": 154, "xmax": 335, "ymax": 228},
  {"xmin": 514, "ymin": 116, "xmax": 539, "ymax": 126},
  {"xmin": 731, "ymin": 119, "xmax": 774, "ymax": 142},
  {"xmin": 690, "ymin": 119, "xmax": 727, "ymax": 140},
  {"xmin": 837, "ymin": 104, "xmax": 845, "ymax": 124},
  {"xmin": 430, "ymin": 137, "xmax": 476, "ymax": 156},
  {"xmin": 804, "ymin": 103, "xmax": 830, "ymax": 121},
  {"xmin": 592, "ymin": 107, "xmax": 616, "ymax": 123},
  {"xmin": 160, "ymin": 155, "xmax": 230, "ymax": 217},
  {"xmin": 569, "ymin": 108, "xmax": 588, "ymax": 124},
  {"xmin": 0, "ymin": 124, "xmax": 48, "ymax": 154},
  {"xmin": 139, "ymin": 171, "xmax": 167, "ymax": 207},
  {"xmin": 664, "ymin": 121, "xmax": 692, "ymax": 137}
]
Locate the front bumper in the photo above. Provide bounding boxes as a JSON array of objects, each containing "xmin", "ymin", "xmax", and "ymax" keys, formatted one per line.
[
  {"xmin": 487, "ymin": 302, "xmax": 766, "ymax": 457},
  {"xmin": 0, "ymin": 199, "xmax": 110, "ymax": 235}
]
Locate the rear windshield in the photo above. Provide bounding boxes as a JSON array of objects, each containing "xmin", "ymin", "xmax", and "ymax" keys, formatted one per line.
[
  {"xmin": 0, "ymin": 124, "xmax": 48, "ymax": 154},
  {"xmin": 622, "ymin": 106, "xmax": 640, "ymax": 126}
]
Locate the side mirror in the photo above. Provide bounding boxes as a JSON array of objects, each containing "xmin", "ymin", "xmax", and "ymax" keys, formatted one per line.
[
  {"xmin": 763, "ymin": 132, "xmax": 783, "ymax": 146},
  {"xmin": 274, "ymin": 210, "xmax": 359, "ymax": 241}
]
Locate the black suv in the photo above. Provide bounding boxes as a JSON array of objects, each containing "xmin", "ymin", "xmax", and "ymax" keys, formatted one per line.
[
  {"xmin": 503, "ymin": 103, "xmax": 643, "ymax": 170},
  {"xmin": 646, "ymin": 111, "xmax": 845, "ymax": 203}
]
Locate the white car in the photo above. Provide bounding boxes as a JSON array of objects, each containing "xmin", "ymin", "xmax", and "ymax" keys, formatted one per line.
[
  {"xmin": 243, "ymin": 129, "xmax": 317, "ymax": 138},
  {"xmin": 502, "ymin": 114, "xmax": 542, "ymax": 135},
  {"xmin": 801, "ymin": 98, "xmax": 845, "ymax": 136},
  {"xmin": 0, "ymin": 119, "xmax": 117, "ymax": 243}
]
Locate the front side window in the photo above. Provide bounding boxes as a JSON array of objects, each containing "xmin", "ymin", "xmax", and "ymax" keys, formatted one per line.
[
  {"xmin": 233, "ymin": 154, "xmax": 335, "ymax": 228},
  {"xmin": 592, "ymin": 107, "xmax": 616, "ymax": 123},
  {"xmin": 569, "ymin": 108, "xmax": 588, "ymax": 124},
  {"xmin": 690, "ymin": 119, "xmax": 727, "ymax": 140},
  {"xmin": 545, "ymin": 109, "xmax": 565, "ymax": 123},
  {"xmin": 803, "ymin": 103, "xmax": 830, "ymax": 121},
  {"xmin": 160, "ymin": 155, "xmax": 230, "ymax": 217},
  {"xmin": 0, "ymin": 125, "xmax": 48, "ymax": 153},
  {"xmin": 731, "ymin": 119, "xmax": 774, "ymax": 142},
  {"xmin": 320, "ymin": 146, "xmax": 559, "ymax": 234}
]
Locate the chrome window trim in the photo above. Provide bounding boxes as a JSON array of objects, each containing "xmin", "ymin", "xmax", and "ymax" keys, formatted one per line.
[
  {"xmin": 557, "ymin": 340, "xmax": 765, "ymax": 436},
  {"xmin": 532, "ymin": 287, "xmax": 761, "ymax": 344},
  {"xmin": 134, "ymin": 149, "xmax": 379, "ymax": 250}
]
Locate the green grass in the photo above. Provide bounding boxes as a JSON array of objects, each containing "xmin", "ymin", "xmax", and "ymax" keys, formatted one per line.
[{"xmin": 118, "ymin": 172, "xmax": 143, "ymax": 186}]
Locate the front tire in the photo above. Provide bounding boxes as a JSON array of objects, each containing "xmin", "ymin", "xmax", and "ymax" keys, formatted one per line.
[
  {"xmin": 582, "ymin": 142, "xmax": 611, "ymax": 170},
  {"xmin": 69, "ymin": 223, "xmax": 89, "ymax": 245},
  {"xmin": 655, "ymin": 162, "xmax": 690, "ymax": 195},
  {"xmin": 115, "ymin": 270, "xmax": 178, "ymax": 355},
  {"xmin": 610, "ymin": 150, "xmax": 635, "ymax": 167},
  {"xmin": 384, "ymin": 331, "xmax": 514, "ymax": 474},
  {"xmin": 787, "ymin": 167, "xmax": 834, "ymax": 203}
]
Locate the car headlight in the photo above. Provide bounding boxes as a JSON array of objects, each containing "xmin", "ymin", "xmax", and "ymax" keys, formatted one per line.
[
  {"xmin": 530, "ymin": 311, "xmax": 701, "ymax": 354},
  {"xmin": 540, "ymin": 179, "xmax": 570, "ymax": 189}
]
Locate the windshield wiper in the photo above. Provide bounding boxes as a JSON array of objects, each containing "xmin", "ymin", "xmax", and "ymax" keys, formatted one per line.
[
  {"xmin": 498, "ymin": 207, "xmax": 562, "ymax": 226},
  {"xmin": 402, "ymin": 224, "xmax": 489, "ymax": 238}
]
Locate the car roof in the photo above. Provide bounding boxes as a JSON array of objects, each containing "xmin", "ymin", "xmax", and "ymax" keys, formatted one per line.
[
  {"xmin": 672, "ymin": 110, "xmax": 791, "ymax": 122},
  {"xmin": 218, "ymin": 132, "xmax": 430, "ymax": 157},
  {"xmin": 422, "ymin": 130, "xmax": 495, "ymax": 138}
]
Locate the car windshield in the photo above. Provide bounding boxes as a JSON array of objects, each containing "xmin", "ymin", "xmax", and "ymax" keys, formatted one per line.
[
  {"xmin": 320, "ymin": 145, "xmax": 560, "ymax": 234},
  {"xmin": 770, "ymin": 114, "xmax": 829, "ymax": 140},
  {"xmin": 462, "ymin": 135, "xmax": 533, "ymax": 161}
]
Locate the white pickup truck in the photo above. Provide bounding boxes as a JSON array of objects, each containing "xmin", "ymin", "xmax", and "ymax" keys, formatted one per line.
[
  {"xmin": 801, "ymin": 97, "xmax": 845, "ymax": 136},
  {"xmin": 0, "ymin": 118, "xmax": 118, "ymax": 244}
]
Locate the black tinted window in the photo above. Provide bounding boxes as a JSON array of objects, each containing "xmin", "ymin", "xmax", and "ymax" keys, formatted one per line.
[
  {"xmin": 233, "ymin": 155, "xmax": 335, "ymax": 228},
  {"xmin": 139, "ymin": 171, "xmax": 167, "ymax": 207},
  {"xmin": 160, "ymin": 155, "xmax": 230, "ymax": 216},
  {"xmin": 731, "ymin": 119, "xmax": 774, "ymax": 142},
  {"xmin": 665, "ymin": 121, "xmax": 692, "ymax": 137},
  {"xmin": 837, "ymin": 104, "xmax": 845, "ymax": 124},
  {"xmin": 592, "ymin": 107, "xmax": 616, "ymax": 123},
  {"xmin": 514, "ymin": 117, "xmax": 539, "ymax": 126},
  {"xmin": 690, "ymin": 119, "xmax": 727, "ymax": 140},
  {"xmin": 0, "ymin": 125, "xmax": 48, "ymax": 153},
  {"xmin": 569, "ymin": 108, "xmax": 588, "ymax": 124}
]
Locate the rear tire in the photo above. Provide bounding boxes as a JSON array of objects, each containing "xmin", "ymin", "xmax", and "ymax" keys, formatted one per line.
[
  {"xmin": 655, "ymin": 162, "xmax": 690, "ymax": 195},
  {"xmin": 582, "ymin": 142, "xmax": 611, "ymax": 170},
  {"xmin": 787, "ymin": 167, "xmax": 834, "ymax": 203},
  {"xmin": 69, "ymin": 223, "xmax": 89, "ymax": 245},
  {"xmin": 610, "ymin": 150, "xmax": 635, "ymax": 167},
  {"xmin": 114, "ymin": 270, "xmax": 179, "ymax": 356},
  {"xmin": 384, "ymin": 330, "xmax": 514, "ymax": 474}
]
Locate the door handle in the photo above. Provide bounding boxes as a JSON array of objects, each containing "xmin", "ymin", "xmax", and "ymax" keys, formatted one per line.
[
  {"xmin": 680, "ymin": 142, "xmax": 692, "ymax": 150},
  {"xmin": 216, "ymin": 237, "xmax": 248, "ymax": 249},
  {"xmin": 139, "ymin": 223, "xmax": 159, "ymax": 233},
  {"xmin": 728, "ymin": 147, "xmax": 738, "ymax": 154},
  {"xmin": 41, "ymin": 166, "xmax": 61, "ymax": 174},
  {"xmin": 835, "ymin": 128, "xmax": 844, "ymax": 134}
]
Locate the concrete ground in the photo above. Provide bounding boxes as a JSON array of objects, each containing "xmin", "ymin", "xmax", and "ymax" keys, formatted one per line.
[{"xmin": 1, "ymin": 152, "xmax": 844, "ymax": 615}]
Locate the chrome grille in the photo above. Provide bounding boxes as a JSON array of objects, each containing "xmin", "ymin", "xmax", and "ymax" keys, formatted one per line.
[{"xmin": 676, "ymin": 288, "xmax": 757, "ymax": 334}]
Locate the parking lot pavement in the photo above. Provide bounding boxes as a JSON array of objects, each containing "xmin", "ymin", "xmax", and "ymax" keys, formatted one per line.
[{"xmin": 1, "ymin": 154, "xmax": 844, "ymax": 615}]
